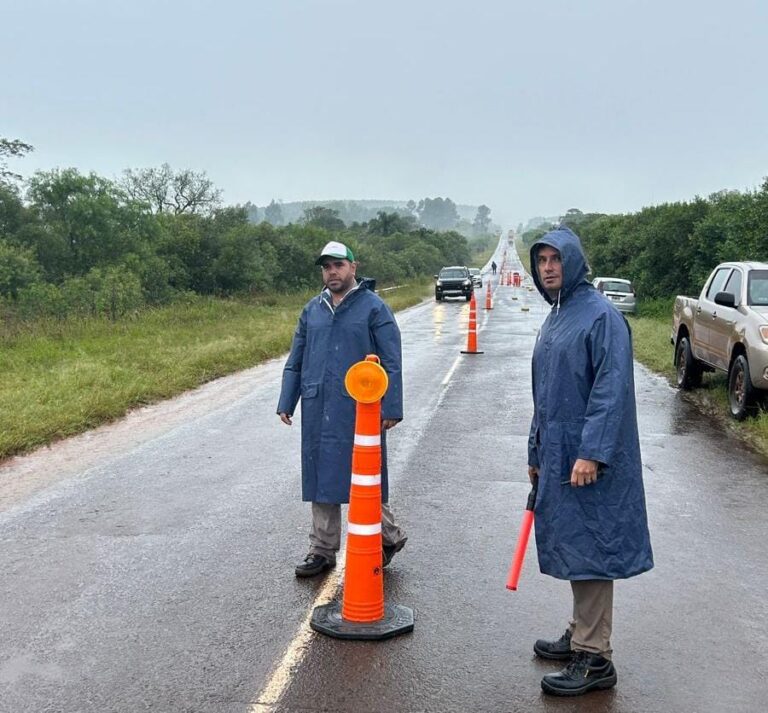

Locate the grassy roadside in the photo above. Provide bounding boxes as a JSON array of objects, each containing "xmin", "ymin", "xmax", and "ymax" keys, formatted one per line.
[
  {"xmin": 472, "ymin": 247, "xmax": 495, "ymax": 269},
  {"xmin": 628, "ymin": 312, "xmax": 768, "ymax": 458},
  {"xmin": 0, "ymin": 279, "xmax": 432, "ymax": 461},
  {"xmin": 515, "ymin": 237, "xmax": 531, "ymax": 274}
]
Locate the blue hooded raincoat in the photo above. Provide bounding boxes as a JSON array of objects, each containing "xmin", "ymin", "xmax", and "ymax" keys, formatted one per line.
[
  {"xmin": 528, "ymin": 228, "xmax": 653, "ymax": 580},
  {"xmin": 277, "ymin": 278, "xmax": 403, "ymax": 504}
]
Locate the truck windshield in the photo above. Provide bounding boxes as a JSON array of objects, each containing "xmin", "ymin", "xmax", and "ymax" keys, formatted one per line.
[
  {"xmin": 748, "ymin": 270, "xmax": 768, "ymax": 306},
  {"xmin": 440, "ymin": 269, "xmax": 465, "ymax": 279}
]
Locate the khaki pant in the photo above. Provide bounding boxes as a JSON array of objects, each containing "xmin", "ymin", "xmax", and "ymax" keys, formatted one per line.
[
  {"xmin": 568, "ymin": 580, "xmax": 614, "ymax": 660},
  {"xmin": 308, "ymin": 502, "xmax": 407, "ymax": 564}
]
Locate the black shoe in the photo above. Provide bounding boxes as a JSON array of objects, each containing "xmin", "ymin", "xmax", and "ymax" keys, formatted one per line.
[
  {"xmin": 382, "ymin": 538, "xmax": 407, "ymax": 567},
  {"xmin": 534, "ymin": 629, "xmax": 572, "ymax": 660},
  {"xmin": 295, "ymin": 553, "xmax": 334, "ymax": 578},
  {"xmin": 541, "ymin": 650, "xmax": 617, "ymax": 697}
]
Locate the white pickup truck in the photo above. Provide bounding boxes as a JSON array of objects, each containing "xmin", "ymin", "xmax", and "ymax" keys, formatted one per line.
[{"xmin": 672, "ymin": 261, "xmax": 768, "ymax": 419}]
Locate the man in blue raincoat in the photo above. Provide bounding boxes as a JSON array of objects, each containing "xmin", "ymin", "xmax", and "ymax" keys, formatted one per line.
[
  {"xmin": 526, "ymin": 227, "xmax": 653, "ymax": 696},
  {"xmin": 277, "ymin": 241, "xmax": 407, "ymax": 578}
]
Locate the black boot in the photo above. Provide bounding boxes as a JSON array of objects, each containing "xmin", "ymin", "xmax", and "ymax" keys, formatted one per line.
[
  {"xmin": 295, "ymin": 553, "xmax": 334, "ymax": 578},
  {"xmin": 541, "ymin": 650, "xmax": 617, "ymax": 696},
  {"xmin": 533, "ymin": 629, "xmax": 572, "ymax": 660},
  {"xmin": 382, "ymin": 537, "xmax": 407, "ymax": 567}
]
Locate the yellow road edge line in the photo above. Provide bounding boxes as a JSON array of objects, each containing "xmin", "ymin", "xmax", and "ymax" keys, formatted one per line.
[{"xmin": 248, "ymin": 561, "xmax": 344, "ymax": 712}]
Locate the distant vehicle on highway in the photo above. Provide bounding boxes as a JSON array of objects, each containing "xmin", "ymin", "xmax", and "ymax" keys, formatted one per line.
[
  {"xmin": 434, "ymin": 266, "xmax": 473, "ymax": 301},
  {"xmin": 672, "ymin": 261, "xmax": 768, "ymax": 419},
  {"xmin": 468, "ymin": 268, "xmax": 483, "ymax": 289},
  {"xmin": 593, "ymin": 277, "xmax": 637, "ymax": 314}
]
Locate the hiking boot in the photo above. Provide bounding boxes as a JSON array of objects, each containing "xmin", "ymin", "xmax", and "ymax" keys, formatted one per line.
[
  {"xmin": 382, "ymin": 538, "xmax": 407, "ymax": 567},
  {"xmin": 541, "ymin": 650, "xmax": 617, "ymax": 696},
  {"xmin": 295, "ymin": 553, "xmax": 334, "ymax": 578},
  {"xmin": 534, "ymin": 629, "xmax": 572, "ymax": 660}
]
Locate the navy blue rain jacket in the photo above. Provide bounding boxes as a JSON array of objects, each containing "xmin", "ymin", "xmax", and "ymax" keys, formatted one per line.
[
  {"xmin": 277, "ymin": 279, "xmax": 403, "ymax": 504},
  {"xmin": 528, "ymin": 228, "xmax": 653, "ymax": 580}
]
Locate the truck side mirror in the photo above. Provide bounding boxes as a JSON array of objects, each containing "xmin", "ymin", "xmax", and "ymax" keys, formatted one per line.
[
  {"xmin": 714, "ymin": 291, "xmax": 736, "ymax": 308},
  {"xmin": 433, "ymin": 275, "xmax": 438, "ymax": 280}
]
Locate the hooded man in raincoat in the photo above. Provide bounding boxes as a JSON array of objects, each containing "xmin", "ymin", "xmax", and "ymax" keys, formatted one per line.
[
  {"xmin": 526, "ymin": 227, "xmax": 653, "ymax": 697},
  {"xmin": 277, "ymin": 241, "xmax": 407, "ymax": 578}
]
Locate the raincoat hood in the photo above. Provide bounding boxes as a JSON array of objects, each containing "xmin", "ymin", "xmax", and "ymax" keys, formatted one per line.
[{"xmin": 530, "ymin": 227, "xmax": 590, "ymax": 305}]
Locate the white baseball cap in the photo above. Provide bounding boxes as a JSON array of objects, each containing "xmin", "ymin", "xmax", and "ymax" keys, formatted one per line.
[{"xmin": 315, "ymin": 241, "xmax": 355, "ymax": 265}]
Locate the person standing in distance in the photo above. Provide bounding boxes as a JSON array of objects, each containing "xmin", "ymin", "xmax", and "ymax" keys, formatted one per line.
[
  {"xmin": 277, "ymin": 241, "xmax": 408, "ymax": 577},
  {"xmin": 526, "ymin": 227, "xmax": 653, "ymax": 696}
]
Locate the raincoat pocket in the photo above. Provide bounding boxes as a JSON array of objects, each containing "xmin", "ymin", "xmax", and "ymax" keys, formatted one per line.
[
  {"xmin": 301, "ymin": 383, "xmax": 319, "ymax": 399},
  {"xmin": 549, "ymin": 421, "xmax": 583, "ymax": 481}
]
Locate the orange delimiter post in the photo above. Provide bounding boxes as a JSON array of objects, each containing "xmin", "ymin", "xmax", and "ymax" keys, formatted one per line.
[
  {"xmin": 342, "ymin": 364, "xmax": 385, "ymax": 622},
  {"xmin": 461, "ymin": 291, "xmax": 483, "ymax": 354}
]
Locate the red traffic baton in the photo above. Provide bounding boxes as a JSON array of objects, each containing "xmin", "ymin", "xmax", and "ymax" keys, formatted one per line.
[{"xmin": 505, "ymin": 478, "xmax": 538, "ymax": 591}]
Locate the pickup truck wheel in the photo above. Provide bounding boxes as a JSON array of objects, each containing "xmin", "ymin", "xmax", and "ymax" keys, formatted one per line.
[
  {"xmin": 728, "ymin": 355, "xmax": 758, "ymax": 420},
  {"xmin": 675, "ymin": 337, "xmax": 703, "ymax": 389},
  {"xmin": 465, "ymin": 293, "xmax": 472, "ymax": 302}
]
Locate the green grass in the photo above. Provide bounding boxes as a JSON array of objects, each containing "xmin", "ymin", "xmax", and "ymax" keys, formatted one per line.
[
  {"xmin": 514, "ymin": 237, "xmax": 532, "ymax": 274},
  {"xmin": 0, "ymin": 281, "xmax": 433, "ymax": 461},
  {"xmin": 627, "ymin": 315, "xmax": 676, "ymax": 378},
  {"xmin": 628, "ymin": 311, "xmax": 768, "ymax": 457},
  {"xmin": 471, "ymin": 248, "xmax": 495, "ymax": 269}
]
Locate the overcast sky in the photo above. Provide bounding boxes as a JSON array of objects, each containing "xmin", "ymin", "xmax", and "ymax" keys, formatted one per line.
[{"xmin": 3, "ymin": 0, "xmax": 767, "ymax": 227}]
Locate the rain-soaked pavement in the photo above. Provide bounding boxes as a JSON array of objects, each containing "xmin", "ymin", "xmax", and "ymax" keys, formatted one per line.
[{"xmin": 1, "ymin": 242, "xmax": 767, "ymax": 713}]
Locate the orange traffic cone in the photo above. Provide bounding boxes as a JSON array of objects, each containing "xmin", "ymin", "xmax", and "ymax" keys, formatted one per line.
[
  {"xmin": 484, "ymin": 280, "xmax": 493, "ymax": 310},
  {"xmin": 461, "ymin": 292, "xmax": 484, "ymax": 354},
  {"xmin": 310, "ymin": 355, "xmax": 414, "ymax": 640}
]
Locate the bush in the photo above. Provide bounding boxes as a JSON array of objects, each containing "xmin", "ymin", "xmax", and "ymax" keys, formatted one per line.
[
  {"xmin": 636, "ymin": 297, "xmax": 675, "ymax": 320},
  {"xmin": 87, "ymin": 266, "xmax": 144, "ymax": 319},
  {"xmin": 0, "ymin": 240, "xmax": 41, "ymax": 298},
  {"xmin": 16, "ymin": 282, "xmax": 67, "ymax": 319},
  {"xmin": 15, "ymin": 265, "xmax": 144, "ymax": 320}
]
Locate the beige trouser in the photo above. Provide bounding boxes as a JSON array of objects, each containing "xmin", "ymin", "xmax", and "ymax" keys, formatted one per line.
[
  {"xmin": 568, "ymin": 580, "xmax": 614, "ymax": 660},
  {"xmin": 308, "ymin": 502, "xmax": 407, "ymax": 564}
]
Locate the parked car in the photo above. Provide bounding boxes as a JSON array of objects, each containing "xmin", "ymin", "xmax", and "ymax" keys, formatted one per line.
[
  {"xmin": 593, "ymin": 277, "xmax": 637, "ymax": 314},
  {"xmin": 469, "ymin": 268, "xmax": 483, "ymax": 289},
  {"xmin": 671, "ymin": 261, "xmax": 768, "ymax": 419},
  {"xmin": 434, "ymin": 266, "xmax": 473, "ymax": 301}
]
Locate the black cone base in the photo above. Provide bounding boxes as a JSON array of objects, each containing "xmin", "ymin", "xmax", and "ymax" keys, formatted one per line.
[
  {"xmin": 310, "ymin": 601, "xmax": 414, "ymax": 640},
  {"xmin": 460, "ymin": 350, "xmax": 484, "ymax": 354}
]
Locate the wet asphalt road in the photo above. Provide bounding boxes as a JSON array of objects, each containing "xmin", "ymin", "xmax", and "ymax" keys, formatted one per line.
[{"xmin": 1, "ymin": 245, "xmax": 767, "ymax": 713}]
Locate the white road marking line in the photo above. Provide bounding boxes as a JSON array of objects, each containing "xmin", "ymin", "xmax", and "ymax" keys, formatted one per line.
[
  {"xmin": 248, "ymin": 562, "xmax": 344, "ymax": 712},
  {"xmin": 435, "ymin": 355, "xmax": 463, "ymax": 409},
  {"xmin": 441, "ymin": 355, "xmax": 462, "ymax": 387}
]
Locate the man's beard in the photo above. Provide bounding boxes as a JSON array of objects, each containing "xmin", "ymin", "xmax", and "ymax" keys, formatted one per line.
[{"xmin": 326, "ymin": 277, "xmax": 354, "ymax": 294}]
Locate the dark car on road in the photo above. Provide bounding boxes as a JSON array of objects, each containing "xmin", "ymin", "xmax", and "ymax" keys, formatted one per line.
[{"xmin": 435, "ymin": 266, "xmax": 473, "ymax": 301}]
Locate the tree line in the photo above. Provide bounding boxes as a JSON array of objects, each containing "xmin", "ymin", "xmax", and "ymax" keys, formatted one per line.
[
  {"xmin": 0, "ymin": 140, "xmax": 494, "ymax": 321},
  {"xmin": 253, "ymin": 197, "xmax": 494, "ymax": 236},
  {"xmin": 521, "ymin": 181, "xmax": 768, "ymax": 301}
]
